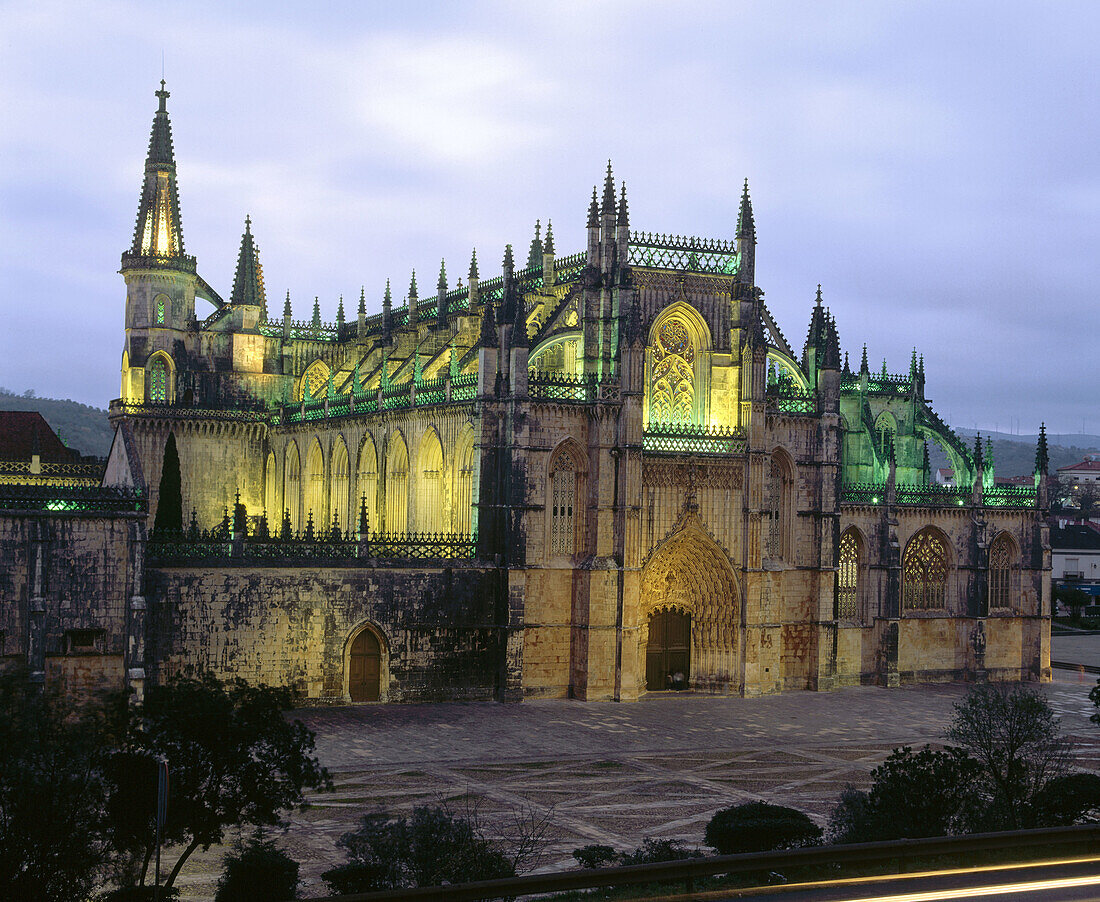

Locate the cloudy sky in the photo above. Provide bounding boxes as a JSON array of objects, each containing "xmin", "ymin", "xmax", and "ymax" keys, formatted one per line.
[{"xmin": 1, "ymin": 0, "xmax": 1097, "ymax": 434}]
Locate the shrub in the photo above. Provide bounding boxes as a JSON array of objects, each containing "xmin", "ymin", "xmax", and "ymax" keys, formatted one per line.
[
  {"xmin": 323, "ymin": 805, "xmax": 515, "ymax": 893},
  {"xmin": 100, "ymin": 889, "xmax": 179, "ymax": 901},
  {"xmin": 705, "ymin": 802, "xmax": 821, "ymax": 854},
  {"xmin": 618, "ymin": 838, "xmax": 702, "ymax": 865},
  {"xmin": 214, "ymin": 839, "xmax": 299, "ymax": 901},
  {"xmin": 1033, "ymin": 772, "xmax": 1100, "ymax": 826},
  {"xmin": 572, "ymin": 844, "xmax": 619, "ymax": 869}
]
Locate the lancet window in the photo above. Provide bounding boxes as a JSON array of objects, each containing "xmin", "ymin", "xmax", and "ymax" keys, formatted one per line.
[
  {"xmin": 838, "ymin": 530, "xmax": 861, "ymax": 620},
  {"xmin": 902, "ymin": 529, "xmax": 949, "ymax": 611},
  {"xmin": 416, "ymin": 431, "xmax": 445, "ymax": 533},
  {"xmin": 331, "ymin": 439, "xmax": 350, "ymax": 532},
  {"xmin": 148, "ymin": 357, "xmax": 170, "ymax": 403},
  {"xmin": 385, "ymin": 434, "xmax": 409, "ymax": 534},
  {"xmin": 549, "ymin": 453, "xmax": 580, "ymax": 556},
  {"xmin": 989, "ymin": 534, "xmax": 1014, "ymax": 610},
  {"xmin": 764, "ymin": 452, "xmax": 793, "ymax": 561},
  {"xmin": 649, "ymin": 317, "xmax": 696, "ymax": 426}
]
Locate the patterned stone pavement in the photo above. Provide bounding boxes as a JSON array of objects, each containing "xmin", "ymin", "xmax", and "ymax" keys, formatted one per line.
[{"xmin": 172, "ymin": 651, "xmax": 1100, "ymax": 898}]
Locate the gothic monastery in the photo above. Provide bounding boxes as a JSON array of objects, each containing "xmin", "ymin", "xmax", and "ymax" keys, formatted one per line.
[{"xmin": 0, "ymin": 85, "xmax": 1052, "ymax": 702}]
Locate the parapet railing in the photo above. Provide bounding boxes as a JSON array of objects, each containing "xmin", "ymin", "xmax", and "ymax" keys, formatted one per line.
[
  {"xmin": 765, "ymin": 384, "xmax": 817, "ymax": 415},
  {"xmin": 148, "ymin": 529, "xmax": 477, "ymax": 565},
  {"xmin": 642, "ymin": 422, "xmax": 746, "ymax": 455},
  {"xmin": 842, "ymin": 481, "xmax": 1037, "ymax": 508},
  {"xmin": 308, "ymin": 824, "xmax": 1100, "ymax": 902},
  {"xmin": 0, "ymin": 483, "xmax": 145, "ymax": 514},
  {"xmin": 527, "ymin": 372, "xmax": 597, "ymax": 403}
]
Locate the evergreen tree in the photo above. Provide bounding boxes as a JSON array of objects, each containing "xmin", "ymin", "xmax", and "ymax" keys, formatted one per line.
[{"xmin": 153, "ymin": 433, "xmax": 183, "ymax": 534}]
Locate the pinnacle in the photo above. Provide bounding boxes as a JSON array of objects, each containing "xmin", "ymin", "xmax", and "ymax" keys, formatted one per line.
[
  {"xmin": 409, "ymin": 270, "xmax": 418, "ymax": 300},
  {"xmin": 283, "ymin": 290, "xmax": 292, "ymax": 319},
  {"xmin": 384, "ymin": 279, "xmax": 392, "ymax": 306},
  {"xmin": 815, "ymin": 284, "xmax": 823, "ymax": 306},
  {"xmin": 438, "ymin": 259, "xmax": 447, "ymax": 291},
  {"xmin": 544, "ymin": 220, "xmax": 555, "ymax": 255},
  {"xmin": 618, "ymin": 182, "xmax": 629, "ymax": 227},
  {"xmin": 469, "ymin": 248, "xmax": 479, "ymax": 281},
  {"xmin": 230, "ymin": 216, "xmax": 266, "ymax": 308},
  {"xmin": 503, "ymin": 244, "xmax": 514, "ymax": 276},
  {"xmin": 358, "ymin": 286, "xmax": 366, "ymax": 315},
  {"xmin": 738, "ymin": 178, "xmax": 756, "ymax": 241},
  {"xmin": 527, "ymin": 220, "xmax": 543, "ymax": 269},
  {"xmin": 601, "ymin": 161, "xmax": 616, "ymax": 216},
  {"xmin": 588, "ymin": 187, "xmax": 600, "ymax": 228}
]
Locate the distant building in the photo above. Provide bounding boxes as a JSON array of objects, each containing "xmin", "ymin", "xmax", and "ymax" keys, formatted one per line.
[{"xmin": 1050, "ymin": 520, "xmax": 1100, "ymax": 599}]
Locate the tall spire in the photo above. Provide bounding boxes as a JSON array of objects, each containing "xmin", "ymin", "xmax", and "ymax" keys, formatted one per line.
[
  {"xmin": 1035, "ymin": 423, "xmax": 1049, "ymax": 475},
  {"xmin": 229, "ymin": 216, "xmax": 266, "ymax": 313},
  {"xmin": 737, "ymin": 178, "xmax": 756, "ymax": 241},
  {"xmin": 125, "ymin": 81, "xmax": 190, "ymax": 265},
  {"xmin": 527, "ymin": 220, "xmax": 543, "ymax": 269},
  {"xmin": 602, "ymin": 161, "xmax": 616, "ymax": 216},
  {"xmin": 587, "ymin": 187, "xmax": 600, "ymax": 228}
]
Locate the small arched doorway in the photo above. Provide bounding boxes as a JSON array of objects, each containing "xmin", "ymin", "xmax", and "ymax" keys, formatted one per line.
[
  {"xmin": 646, "ymin": 610, "xmax": 691, "ymax": 691},
  {"xmin": 349, "ymin": 629, "xmax": 382, "ymax": 702}
]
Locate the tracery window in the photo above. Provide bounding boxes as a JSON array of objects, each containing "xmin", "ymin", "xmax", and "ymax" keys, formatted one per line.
[
  {"xmin": 838, "ymin": 530, "xmax": 860, "ymax": 619},
  {"xmin": 650, "ymin": 318, "xmax": 696, "ymax": 425},
  {"xmin": 300, "ymin": 360, "xmax": 330, "ymax": 401},
  {"xmin": 764, "ymin": 453, "xmax": 792, "ymax": 561},
  {"xmin": 155, "ymin": 295, "xmax": 166, "ymax": 324},
  {"xmin": 148, "ymin": 357, "xmax": 169, "ymax": 403},
  {"xmin": 989, "ymin": 534, "xmax": 1014, "ymax": 610},
  {"xmin": 356, "ymin": 438, "xmax": 378, "ymax": 535},
  {"xmin": 284, "ymin": 442, "xmax": 301, "ymax": 532},
  {"xmin": 453, "ymin": 429, "xmax": 475, "ymax": 536},
  {"xmin": 550, "ymin": 459, "xmax": 577, "ymax": 555},
  {"xmin": 902, "ymin": 529, "xmax": 949, "ymax": 611},
  {"xmin": 385, "ymin": 435, "xmax": 409, "ymax": 534},
  {"xmin": 331, "ymin": 439, "xmax": 350, "ymax": 532},
  {"xmin": 415, "ymin": 431, "xmax": 445, "ymax": 533}
]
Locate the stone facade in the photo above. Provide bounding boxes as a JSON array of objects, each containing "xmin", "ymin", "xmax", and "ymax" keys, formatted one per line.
[{"xmin": 0, "ymin": 84, "xmax": 1052, "ymax": 704}]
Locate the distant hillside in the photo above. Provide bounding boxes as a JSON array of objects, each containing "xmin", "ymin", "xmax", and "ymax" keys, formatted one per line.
[
  {"xmin": 955, "ymin": 428, "xmax": 1100, "ymax": 477},
  {"xmin": 0, "ymin": 388, "xmax": 113, "ymax": 458}
]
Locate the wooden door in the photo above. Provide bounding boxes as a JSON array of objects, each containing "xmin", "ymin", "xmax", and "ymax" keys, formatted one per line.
[
  {"xmin": 645, "ymin": 610, "xmax": 691, "ymax": 691},
  {"xmin": 349, "ymin": 630, "xmax": 381, "ymax": 702}
]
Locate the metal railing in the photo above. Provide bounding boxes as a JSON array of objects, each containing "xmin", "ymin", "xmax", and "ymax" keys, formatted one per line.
[{"xmin": 308, "ymin": 824, "xmax": 1100, "ymax": 901}]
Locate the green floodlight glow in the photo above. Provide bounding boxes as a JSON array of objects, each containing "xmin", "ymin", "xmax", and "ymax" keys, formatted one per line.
[
  {"xmin": 45, "ymin": 499, "xmax": 77, "ymax": 511},
  {"xmin": 957, "ymin": 498, "xmax": 965, "ymax": 506},
  {"xmin": 872, "ymin": 496, "xmax": 879, "ymax": 504}
]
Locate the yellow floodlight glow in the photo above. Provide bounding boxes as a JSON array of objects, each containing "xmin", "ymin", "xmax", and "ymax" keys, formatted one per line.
[{"xmin": 834, "ymin": 872, "xmax": 1100, "ymax": 902}]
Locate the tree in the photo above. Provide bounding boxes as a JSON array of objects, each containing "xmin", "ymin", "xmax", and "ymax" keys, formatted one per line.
[
  {"xmin": 705, "ymin": 802, "xmax": 821, "ymax": 854},
  {"xmin": 828, "ymin": 746, "xmax": 982, "ymax": 843},
  {"xmin": 946, "ymin": 683, "xmax": 1070, "ymax": 829},
  {"xmin": 0, "ymin": 670, "xmax": 114, "ymax": 902},
  {"xmin": 123, "ymin": 673, "xmax": 331, "ymax": 892},
  {"xmin": 1033, "ymin": 772, "xmax": 1100, "ymax": 826},
  {"xmin": 1054, "ymin": 584, "xmax": 1091, "ymax": 621},
  {"xmin": 153, "ymin": 433, "xmax": 183, "ymax": 534}
]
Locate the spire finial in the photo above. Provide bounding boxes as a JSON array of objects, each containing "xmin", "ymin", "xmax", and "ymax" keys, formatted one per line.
[
  {"xmin": 860, "ymin": 344, "xmax": 869, "ymax": 374},
  {"xmin": 283, "ymin": 290, "xmax": 291, "ymax": 319},
  {"xmin": 544, "ymin": 220, "xmax": 555, "ymax": 255},
  {"xmin": 527, "ymin": 220, "xmax": 543, "ymax": 269},
  {"xmin": 588, "ymin": 187, "xmax": 600, "ymax": 228},
  {"xmin": 815, "ymin": 284, "xmax": 823, "ymax": 306},
  {"xmin": 469, "ymin": 248, "xmax": 479, "ymax": 281},
  {"xmin": 230, "ymin": 215, "xmax": 266, "ymax": 309},
  {"xmin": 502, "ymin": 244, "xmax": 514, "ymax": 277},
  {"xmin": 156, "ymin": 79, "xmax": 169, "ymax": 113},
  {"xmin": 358, "ymin": 286, "xmax": 366, "ymax": 316},
  {"xmin": 437, "ymin": 259, "xmax": 447, "ymax": 291},
  {"xmin": 409, "ymin": 269, "xmax": 418, "ymax": 300},
  {"xmin": 1036, "ymin": 423, "xmax": 1050, "ymax": 475},
  {"xmin": 618, "ymin": 182, "xmax": 629, "ymax": 227}
]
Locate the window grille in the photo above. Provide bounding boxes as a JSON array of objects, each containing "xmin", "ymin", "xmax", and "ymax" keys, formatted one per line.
[
  {"xmin": 550, "ymin": 465, "xmax": 576, "ymax": 555},
  {"xmin": 838, "ymin": 531, "xmax": 860, "ymax": 619},
  {"xmin": 903, "ymin": 530, "xmax": 949, "ymax": 611},
  {"xmin": 989, "ymin": 535, "xmax": 1014, "ymax": 610}
]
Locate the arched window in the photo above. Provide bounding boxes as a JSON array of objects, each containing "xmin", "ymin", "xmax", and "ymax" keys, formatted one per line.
[
  {"xmin": 264, "ymin": 451, "xmax": 277, "ymax": 521},
  {"xmin": 650, "ymin": 317, "xmax": 696, "ymax": 425},
  {"xmin": 154, "ymin": 294, "xmax": 167, "ymax": 324},
  {"xmin": 385, "ymin": 433, "xmax": 409, "ymax": 534},
  {"xmin": 548, "ymin": 444, "xmax": 584, "ymax": 556},
  {"xmin": 415, "ymin": 430, "xmax": 445, "ymax": 533},
  {"xmin": 304, "ymin": 439, "xmax": 325, "ymax": 531},
  {"xmin": 147, "ymin": 355, "xmax": 172, "ymax": 403},
  {"xmin": 284, "ymin": 442, "xmax": 301, "ymax": 532},
  {"xmin": 764, "ymin": 451, "xmax": 793, "ymax": 562},
  {"xmin": 838, "ymin": 529, "xmax": 861, "ymax": 620},
  {"xmin": 452, "ymin": 427, "xmax": 475, "ymax": 536},
  {"xmin": 989, "ymin": 533, "xmax": 1015, "ymax": 611},
  {"xmin": 903, "ymin": 529, "xmax": 950, "ymax": 611},
  {"xmin": 331, "ymin": 438, "xmax": 350, "ymax": 533},
  {"xmin": 874, "ymin": 412, "xmax": 897, "ymax": 467},
  {"xmin": 356, "ymin": 436, "xmax": 378, "ymax": 535},
  {"xmin": 299, "ymin": 359, "xmax": 331, "ymax": 401}
]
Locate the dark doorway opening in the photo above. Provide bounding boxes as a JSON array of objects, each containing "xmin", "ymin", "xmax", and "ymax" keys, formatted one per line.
[
  {"xmin": 349, "ymin": 629, "xmax": 381, "ymax": 702},
  {"xmin": 646, "ymin": 610, "xmax": 690, "ymax": 691}
]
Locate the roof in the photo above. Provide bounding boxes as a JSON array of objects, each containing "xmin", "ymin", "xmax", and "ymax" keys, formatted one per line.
[
  {"xmin": 1057, "ymin": 458, "xmax": 1100, "ymax": 473},
  {"xmin": 0, "ymin": 411, "xmax": 78, "ymax": 462},
  {"xmin": 1050, "ymin": 523, "xmax": 1100, "ymax": 552}
]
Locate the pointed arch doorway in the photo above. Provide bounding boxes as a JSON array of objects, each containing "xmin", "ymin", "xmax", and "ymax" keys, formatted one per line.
[
  {"xmin": 348, "ymin": 629, "xmax": 382, "ymax": 702},
  {"xmin": 646, "ymin": 610, "xmax": 691, "ymax": 690}
]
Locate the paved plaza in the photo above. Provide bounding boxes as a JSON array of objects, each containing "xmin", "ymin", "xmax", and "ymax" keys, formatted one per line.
[{"xmin": 173, "ymin": 638, "xmax": 1100, "ymax": 898}]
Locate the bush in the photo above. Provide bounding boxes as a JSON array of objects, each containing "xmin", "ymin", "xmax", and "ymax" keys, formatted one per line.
[
  {"xmin": 1033, "ymin": 772, "xmax": 1100, "ymax": 826},
  {"xmin": 705, "ymin": 802, "xmax": 821, "ymax": 854},
  {"xmin": 323, "ymin": 806, "xmax": 515, "ymax": 893},
  {"xmin": 100, "ymin": 888, "xmax": 180, "ymax": 901},
  {"xmin": 572, "ymin": 844, "xmax": 619, "ymax": 869},
  {"xmin": 214, "ymin": 839, "xmax": 299, "ymax": 901},
  {"xmin": 618, "ymin": 838, "xmax": 702, "ymax": 865}
]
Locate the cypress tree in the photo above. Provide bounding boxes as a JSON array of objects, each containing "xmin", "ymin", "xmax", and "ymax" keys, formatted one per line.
[{"xmin": 153, "ymin": 433, "xmax": 183, "ymax": 534}]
